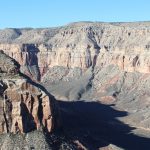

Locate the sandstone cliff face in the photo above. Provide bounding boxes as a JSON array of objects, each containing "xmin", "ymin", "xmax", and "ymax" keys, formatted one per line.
[
  {"xmin": 0, "ymin": 44, "xmax": 41, "ymax": 81},
  {"xmin": 1, "ymin": 22, "xmax": 150, "ymax": 132},
  {"xmin": 1, "ymin": 22, "xmax": 150, "ymax": 79},
  {"xmin": 0, "ymin": 51, "xmax": 59, "ymax": 134}
]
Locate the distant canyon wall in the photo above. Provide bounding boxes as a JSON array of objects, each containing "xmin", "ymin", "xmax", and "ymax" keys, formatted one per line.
[{"xmin": 1, "ymin": 22, "xmax": 150, "ymax": 80}]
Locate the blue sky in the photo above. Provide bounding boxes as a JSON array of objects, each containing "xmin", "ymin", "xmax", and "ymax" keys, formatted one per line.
[{"xmin": 0, "ymin": 0, "xmax": 150, "ymax": 28}]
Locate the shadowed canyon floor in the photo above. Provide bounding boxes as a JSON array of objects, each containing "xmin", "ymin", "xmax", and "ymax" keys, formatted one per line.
[{"xmin": 58, "ymin": 100, "xmax": 150, "ymax": 150}]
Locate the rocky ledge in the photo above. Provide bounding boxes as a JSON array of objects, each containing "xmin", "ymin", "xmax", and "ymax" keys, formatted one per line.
[{"xmin": 0, "ymin": 50, "xmax": 59, "ymax": 134}]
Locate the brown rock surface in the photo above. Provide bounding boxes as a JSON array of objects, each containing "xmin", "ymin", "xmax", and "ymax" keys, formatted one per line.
[{"xmin": 0, "ymin": 51, "xmax": 59, "ymax": 134}]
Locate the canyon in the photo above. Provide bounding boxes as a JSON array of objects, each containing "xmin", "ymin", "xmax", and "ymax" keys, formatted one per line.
[
  {"xmin": 0, "ymin": 51, "xmax": 64, "ymax": 149},
  {"xmin": 1, "ymin": 22, "xmax": 150, "ymax": 149},
  {"xmin": 1, "ymin": 22, "xmax": 150, "ymax": 76}
]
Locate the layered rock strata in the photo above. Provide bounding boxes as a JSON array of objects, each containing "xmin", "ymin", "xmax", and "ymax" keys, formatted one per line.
[
  {"xmin": 1, "ymin": 22, "xmax": 150, "ymax": 80},
  {"xmin": 1, "ymin": 22, "xmax": 150, "ymax": 131},
  {"xmin": 0, "ymin": 51, "xmax": 59, "ymax": 134}
]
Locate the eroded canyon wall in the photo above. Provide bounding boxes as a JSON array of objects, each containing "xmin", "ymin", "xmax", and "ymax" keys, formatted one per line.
[
  {"xmin": 1, "ymin": 22, "xmax": 150, "ymax": 80},
  {"xmin": 0, "ymin": 51, "xmax": 59, "ymax": 134},
  {"xmin": 1, "ymin": 22, "xmax": 150, "ymax": 131}
]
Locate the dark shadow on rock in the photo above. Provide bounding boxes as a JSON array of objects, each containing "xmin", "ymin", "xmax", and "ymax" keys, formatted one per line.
[
  {"xmin": 21, "ymin": 102, "xmax": 36, "ymax": 132},
  {"xmin": 19, "ymin": 72, "xmax": 61, "ymax": 134},
  {"xmin": 22, "ymin": 44, "xmax": 41, "ymax": 81},
  {"xmin": 58, "ymin": 100, "xmax": 150, "ymax": 150}
]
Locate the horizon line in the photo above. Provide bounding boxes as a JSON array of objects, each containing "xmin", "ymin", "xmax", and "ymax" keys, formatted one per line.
[{"xmin": 1, "ymin": 20, "xmax": 150, "ymax": 29}]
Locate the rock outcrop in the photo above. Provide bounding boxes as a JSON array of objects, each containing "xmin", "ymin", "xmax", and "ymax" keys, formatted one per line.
[{"xmin": 0, "ymin": 51, "xmax": 59, "ymax": 134}]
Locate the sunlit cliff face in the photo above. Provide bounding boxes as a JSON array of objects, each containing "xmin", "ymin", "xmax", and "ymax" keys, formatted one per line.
[{"xmin": 0, "ymin": 51, "xmax": 59, "ymax": 134}]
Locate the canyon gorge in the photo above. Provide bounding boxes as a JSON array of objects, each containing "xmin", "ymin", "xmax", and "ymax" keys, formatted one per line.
[{"xmin": 1, "ymin": 22, "xmax": 150, "ymax": 149}]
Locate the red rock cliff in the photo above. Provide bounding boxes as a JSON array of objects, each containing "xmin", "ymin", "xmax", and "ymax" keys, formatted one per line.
[{"xmin": 0, "ymin": 51, "xmax": 59, "ymax": 134}]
